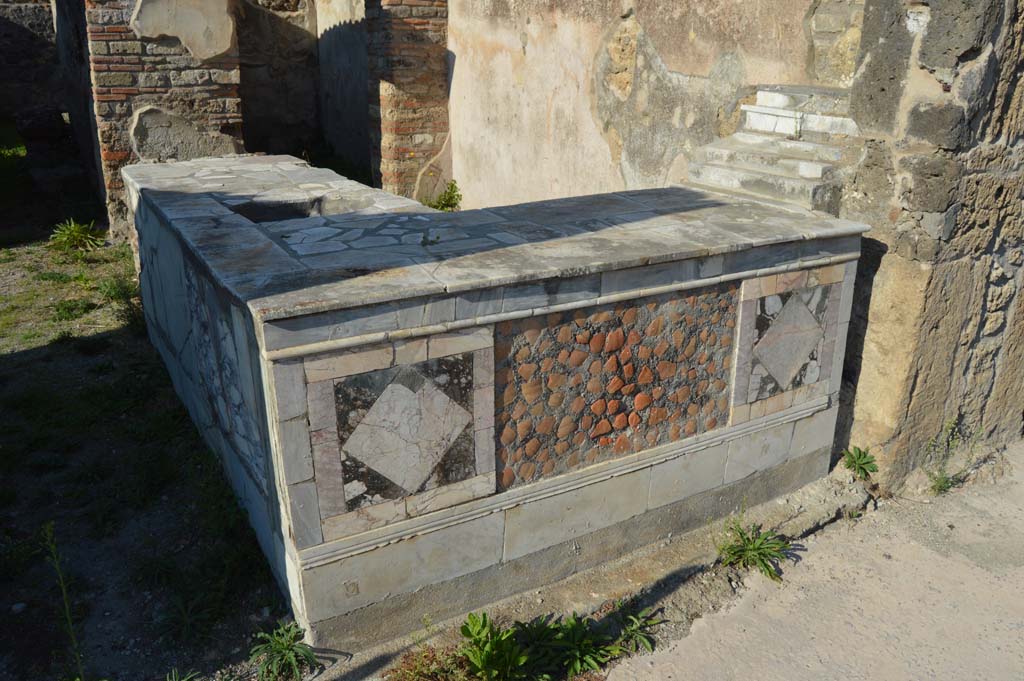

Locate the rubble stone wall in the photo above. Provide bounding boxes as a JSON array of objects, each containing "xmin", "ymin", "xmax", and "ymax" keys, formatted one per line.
[
  {"xmin": 840, "ymin": 0, "xmax": 1024, "ymax": 488},
  {"xmin": 0, "ymin": 0, "xmax": 59, "ymax": 117}
]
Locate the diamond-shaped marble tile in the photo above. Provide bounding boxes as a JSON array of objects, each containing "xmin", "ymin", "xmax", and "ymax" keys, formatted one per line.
[
  {"xmin": 342, "ymin": 376, "xmax": 471, "ymax": 493},
  {"xmin": 752, "ymin": 296, "xmax": 823, "ymax": 388}
]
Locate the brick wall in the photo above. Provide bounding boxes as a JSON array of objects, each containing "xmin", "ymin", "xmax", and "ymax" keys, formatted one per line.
[
  {"xmin": 366, "ymin": 0, "xmax": 449, "ymax": 199},
  {"xmin": 83, "ymin": 0, "xmax": 243, "ymax": 240}
]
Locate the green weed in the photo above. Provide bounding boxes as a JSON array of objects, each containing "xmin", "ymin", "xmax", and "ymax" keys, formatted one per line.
[
  {"xmin": 49, "ymin": 219, "xmax": 105, "ymax": 252},
  {"xmin": 249, "ymin": 620, "xmax": 318, "ymax": 681},
  {"xmin": 98, "ymin": 267, "xmax": 144, "ymax": 333},
  {"xmin": 925, "ymin": 419, "xmax": 976, "ymax": 496},
  {"xmin": 426, "ymin": 180, "xmax": 463, "ymax": 212},
  {"xmin": 613, "ymin": 605, "xmax": 666, "ymax": 655},
  {"xmin": 36, "ymin": 271, "xmax": 74, "ymax": 283},
  {"xmin": 53, "ymin": 298, "xmax": 97, "ymax": 322},
  {"xmin": 717, "ymin": 518, "xmax": 792, "ymax": 582},
  {"xmin": 166, "ymin": 670, "xmax": 200, "ymax": 681},
  {"xmin": 460, "ymin": 612, "xmax": 529, "ymax": 681},
  {"xmin": 42, "ymin": 522, "xmax": 86, "ymax": 681},
  {"xmin": 384, "ymin": 645, "xmax": 471, "ymax": 681},
  {"xmin": 551, "ymin": 612, "xmax": 621, "ymax": 678},
  {"xmin": 842, "ymin": 446, "xmax": 878, "ymax": 481}
]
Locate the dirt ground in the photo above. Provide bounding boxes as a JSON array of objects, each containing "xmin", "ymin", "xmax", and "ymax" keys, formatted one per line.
[
  {"xmin": 1, "ymin": 119, "xmax": 284, "ymax": 681},
  {"xmin": 607, "ymin": 442, "xmax": 1024, "ymax": 681}
]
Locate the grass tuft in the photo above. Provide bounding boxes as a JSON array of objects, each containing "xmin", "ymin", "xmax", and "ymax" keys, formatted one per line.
[{"xmin": 49, "ymin": 219, "xmax": 105, "ymax": 252}]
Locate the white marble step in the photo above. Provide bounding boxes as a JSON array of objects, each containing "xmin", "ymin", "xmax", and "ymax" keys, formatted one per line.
[
  {"xmin": 687, "ymin": 160, "xmax": 840, "ymax": 214},
  {"xmin": 755, "ymin": 86, "xmax": 851, "ymax": 116},
  {"xmin": 700, "ymin": 138, "xmax": 836, "ymax": 179},
  {"xmin": 741, "ymin": 104, "xmax": 860, "ymax": 139},
  {"xmin": 729, "ymin": 132, "xmax": 845, "ymax": 162}
]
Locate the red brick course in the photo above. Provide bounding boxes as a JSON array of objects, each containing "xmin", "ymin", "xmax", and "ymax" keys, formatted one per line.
[
  {"xmin": 367, "ymin": 0, "xmax": 449, "ymax": 198},
  {"xmin": 82, "ymin": 0, "xmax": 243, "ymax": 240}
]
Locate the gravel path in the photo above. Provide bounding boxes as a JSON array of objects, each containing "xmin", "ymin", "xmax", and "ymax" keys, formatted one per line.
[{"xmin": 608, "ymin": 442, "xmax": 1024, "ymax": 681}]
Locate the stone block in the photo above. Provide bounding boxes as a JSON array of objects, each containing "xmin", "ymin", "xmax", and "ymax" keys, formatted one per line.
[
  {"xmin": 313, "ymin": 439, "xmax": 347, "ymax": 520},
  {"xmin": 304, "ymin": 344, "xmax": 394, "ymax": 382},
  {"xmin": 600, "ymin": 260, "xmax": 698, "ymax": 296},
  {"xmin": 306, "ymin": 380, "xmax": 336, "ymax": 432},
  {"xmin": 472, "ymin": 346, "xmax": 494, "ymax": 387},
  {"xmin": 305, "ymin": 511, "xmax": 505, "ymax": 621},
  {"xmin": 406, "ymin": 473, "xmax": 494, "ymax": 517},
  {"xmin": 279, "ymin": 418, "xmax": 314, "ymax": 484},
  {"xmin": 289, "ymin": 481, "xmax": 323, "ymax": 549},
  {"xmin": 428, "ymin": 327, "xmax": 492, "ymax": 358},
  {"xmin": 321, "ymin": 498, "xmax": 407, "ymax": 542},
  {"xmin": 456, "ymin": 287, "xmax": 504, "ymax": 319},
  {"xmin": 475, "ymin": 428, "xmax": 496, "ymax": 475},
  {"xmin": 502, "ymin": 468, "xmax": 651, "ymax": 561},
  {"xmin": 790, "ymin": 407, "xmax": 838, "ymax": 460},
  {"xmin": 394, "ymin": 338, "xmax": 428, "ymax": 365},
  {"xmin": 272, "ymin": 360, "xmax": 307, "ymax": 422},
  {"xmin": 647, "ymin": 442, "xmax": 728, "ymax": 509},
  {"xmin": 724, "ymin": 421, "xmax": 795, "ymax": 484}
]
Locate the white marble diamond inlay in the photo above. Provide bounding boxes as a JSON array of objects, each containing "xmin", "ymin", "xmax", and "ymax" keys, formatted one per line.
[
  {"xmin": 752, "ymin": 296, "xmax": 823, "ymax": 388},
  {"xmin": 342, "ymin": 379, "xmax": 471, "ymax": 493}
]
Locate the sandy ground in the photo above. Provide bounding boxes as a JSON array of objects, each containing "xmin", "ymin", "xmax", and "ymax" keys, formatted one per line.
[{"xmin": 607, "ymin": 443, "xmax": 1024, "ymax": 681}]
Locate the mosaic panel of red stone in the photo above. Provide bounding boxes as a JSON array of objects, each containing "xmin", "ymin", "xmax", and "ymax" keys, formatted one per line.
[{"xmin": 494, "ymin": 283, "xmax": 738, "ymax": 489}]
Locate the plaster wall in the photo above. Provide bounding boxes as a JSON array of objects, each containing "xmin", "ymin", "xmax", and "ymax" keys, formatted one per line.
[
  {"xmin": 447, "ymin": 0, "xmax": 824, "ymax": 208},
  {"xmin": 316, "ymin": 0, "xmax": 371, "ymax": 176}
]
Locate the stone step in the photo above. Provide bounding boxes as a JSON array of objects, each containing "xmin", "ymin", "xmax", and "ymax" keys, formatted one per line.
[
  {"xmin": 729, "ymin": 132, "xmax": 845, "ymax": 162},
  {"xmin": 699, "ymin": 138, "xmax": 836, "ymax": 179},
  {"xmin": 741, "ymin": 104, "xmax": 860, "ymax": 139},
  {"xmin": 687, "ymin": 160, "xmax": 841, "ymax": 215},
  {"xmin": 755, "ymin": 84, "xmax": 851, "ymax": 116}
]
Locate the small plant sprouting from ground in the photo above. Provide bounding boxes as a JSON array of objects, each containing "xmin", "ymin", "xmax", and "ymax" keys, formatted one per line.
[
  {"xmin": 843, "ymin": 445, "xmax": 878, "ymax": 481},
  {"xmin": 42, "ymin": 522, "xmax": 86, "ymax": 681},
  {"xmin": 249, "ymin": 620, "xmax": 318, "ymax": 681},
  {"xmin": 49, "ymin": 218, "xmax": 105, "ymax": 252},
  {"xmin": 426, "ymin": 180, "xmax": 463, "ymax": 212},
  {"xmin": 98, "ymin": 265, "xmax": 145, "ymax": 333},
  {"xmin": 385, "ymin": 644, "xmax": 472, "ymax": 681},
  {"xmin": 442, "ymin": 603, "xmax": 662, "ymax": 681},
  {"xmin": 553, "ymin": 612, "xmax": 622, "ymax": 678},
  {"xmin": 166, "ymin": 670, "xmax": 200, "ymax": 681},
  {"xmin": 717, "ymin": 517, "xmax": 792, "ymax": 582},
  {"xmin": 460, "ymin": 612, "xmax": 529, "ymax": 681},
  {"xmin": 53, "ymin": 298, "xmax": 98, "ymax": 322},
  {"xmin": 926, "ymin": 419, "xmax": 977, "ymax": 496},
  {"xmin": 614, "ymin": 605, "xmax": 666, "ymax": 654}
]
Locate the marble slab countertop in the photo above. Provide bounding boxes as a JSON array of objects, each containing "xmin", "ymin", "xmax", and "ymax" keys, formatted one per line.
[{"xmin": 123, "ymin": 155, "xmax": 869, "ymax": 323}]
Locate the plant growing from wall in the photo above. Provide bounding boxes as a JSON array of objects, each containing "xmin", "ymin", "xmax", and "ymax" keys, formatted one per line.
[
  {"xmin": 427, "ymin": 180, "xmax": 463, "ymax": 212},
  {"xmin": 925, "ymin": 419, "xmax": 977, "ymax": 496},
  {"xmin": 49, "ymin": 219, "xmax": 105, "ymax": 252},
  {"xmin": 842, "ymin": 446, "xmax": 878, "ymax": 481},
  {"xmin": 249, "ymin": 620, "xmax": 318, "ymax": 681},
  {"xmin": 717, "ymin": 517, "xmax": 792, "ymax": 582}
]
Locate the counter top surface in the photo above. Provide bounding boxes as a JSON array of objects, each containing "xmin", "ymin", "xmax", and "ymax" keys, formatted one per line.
[{"xmin": 123, "ymin": 155, "xmax": 868, "ymax": 322}]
